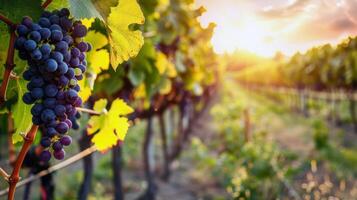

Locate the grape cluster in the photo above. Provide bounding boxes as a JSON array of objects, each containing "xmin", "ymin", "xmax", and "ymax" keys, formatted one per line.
[{"xmin": 14, "ymin": 8, "xmax": 91, "ymax": 162}]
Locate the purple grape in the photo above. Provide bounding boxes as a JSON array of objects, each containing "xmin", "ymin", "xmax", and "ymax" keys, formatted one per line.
[
  {"xmin": 40, "ymin": 137, "xmax": 51, "ymax": 148},
  {"xmin": 60, "ymin": 135, "xmax": 72, "ymax": 146},
  {"xmin": 56, "ymin": 122, "xmax": 69, "ymax": 134},
  {"xmin": 53, "ymin": 149, "xmax": 65, "ymax": 160},
  {"xmin": 40, "ymin": 150, "xmax": 51, "ymax": 162},
  {"xmin": 52, "ymin": 141, "xmax": 63, "ymax": 151}
]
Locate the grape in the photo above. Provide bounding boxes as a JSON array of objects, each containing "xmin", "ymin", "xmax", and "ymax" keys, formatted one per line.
[
  {"xmin": 40, "ymin": 137, "xmax": 52, "ymax": 148},
  {"xmin": 54, "ymin": 105, "xmax": 66, "ymax": 116},
  {"xmin": 49, "ymin": 15, "xmax": 60, "ymax": 25},
  {"xmin": 40, "ymin": 150, "xmax": 51, "ymax": 162},
  {"xmin": 41, "ymin": 11, "xmax": 51, "ymax": 18},
  {"xmin": 51, "ymin": 30, "xmax": 63, "ymax": 42},
  {"xmin": 76, "ymin": 74, "xmax": 83, "ymax": 80},
  {"xmin": 23, "ymin": 70, "xmax": 33, "ymax": 81},
  {"xmin": 73, "ymin": 85, "xmax": 80, "ymax": 92},
  {"xmin": 55, "ymin": 41, "xmax": 68, "ymax": 52},
  {"xmin": 30, "ymin": 76, "xmax": 45, "ymax": 87},
  {"xmin": 73, "ymin": 98, "xmax": 82, "ymax": 107},
  {"xmin": 39, "ymin": 18, "xmax": 51, "ymax": 28},
  {"xmin": 21, "ymin": 16, "xmax": 33, "ymax": 28},
  {"xmin": 59, "ymin": 75, "xmax": 69, "ymax": 86},
  {"xmin": 62, "ymin": 35, "xmax": 73, "ymax": 45},
  {"xmin": 23, "ymin": 92, "xmax": 35, "ymax": 104},
  {"xmin": 52, "ymin": 141, "xmax": 63, "ymax": 151},
  {"xmin": 66, "ymin": 68, "xmax": 75, "ymax": 79},
  {"xmin": 39, "ymin": 28, "xmax": 51, "ymax": 40},
  {"xmin": 87, "ymin": 43, "xmax": 92, "ymax": 52},
  {"xmin": 69, "ymin": 57, "xmax": 79, "ymax": 67},
  {"xmin": 77, "ymin": 42, "xmax": 88, "ymax": 52},
  {"xmin": 60, "ymin": 17, "xmax": 72, "ymax": 32},
  {"xmin": 50, "ymin": 51, "xmax": 64, "ymax": 62},
  {"xmin": 30, "ymin": 87, "xmax": 44, "ymax": 99},
  {"xmin": 31, "ymin": 23, "xmax": 41, "ymax": 31},
  {"xmin": 56, "ymin": 122, "xmax": 69, "ymax": 134},
  {"xmin": 50, "ymin": 24, "xmax": 61, "ymax": 31},
  {"xmin": 41, "ymin": 109, "xmax": 56, "ymax": 122},
  {"xmin": 43, "ymin": 98, "xmax": 56, "ymax": 108},
  {"xmin": 31, "ymin": 103, "xmax": 43, "ymax": 116},
  {"xmin": 73, "ymin": 24, "xmax": 87, "ymax": 37},
  {"xmin": 44, "ymin": 84, "xmax": 58, "ymax": 97},
  {"xmin": 47, "ymin": 127, "xmax": 57, "ymax": 137},
  {"xmin": 32, "ymin": 116, "xmax": 42, "ymax": 125},
  {"xmin": 53, "ymin": 149, "xmax": 65, "ymax": 160},
  {"xmin": 24, "ymin": 40, "xmax": 37, "ymax": 51},
  {"xmin": 78, "ymin": 52, "xmax": 85, "ymax": 61},
  {"xmin": 77, "ymin": 64, "xmax": 86, "ymax": 73},
  {"xmin": 16, "ymin": 25, "xmax": 29, "ymax": 36},
  {"xmin": 40, "ymin": 43, "xmax": 52, "ymax": 55},
  {"xmin": 64, "ymin": 119, "xmax": 72, "ymax": 128},
  {"xmin": 15, "ymin": 9, "xmax": 91, "ymax": 161},
  {"xmin": 15, "ymin": 37, "xmax": 26, "ymax": 49},
  {"xmin": 74, "ymin": 68, "xmax": 82, "ymax": 76},
  {"xmin": 69, "ymin": 79, "xmax": 77, "ymax": 87},
  {"xmin": 46, "ymin": 59, "xmax": 58, "ymax": 72},
  {"xmin": 71, "ymin": 48, "xmax": 80, "ymax": 57},
  {"xmin": 60, "ymin": 8, "xmax": 70, "ymax": 17},
  {"xmin": 29, "ymin": 31, "xmax": 41, "ymax": 42},
  {"xmin": 30, "ymin": 49, "xmax": 42, "ymax": 61},
  {"xmin": 58, "ymin": 62, "xmax": 68, "ymax": 74},
  {"xmin": 63, "ymin": 51, "xmax": 71, "ymax": 62},
  {"xmin": 60, "ymin": 135, "xmax": 72, "ymax": 146}
]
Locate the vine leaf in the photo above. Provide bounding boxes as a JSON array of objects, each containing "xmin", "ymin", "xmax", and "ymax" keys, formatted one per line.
[
  {"xmin": 0, "ymin": 0, "xmax": 42, "ymax": 33},
  {"xmin": 107, "ymin": 0, "xmax": 145, "ymax": 69},
  {"xmin": 88, "ymin": 99, "xmax": 133, "ymax": 151},
  {"xmin": 41, "ymin": 0, "xmax": 69, "ymax": 11},
  {"xmin": 12, "ymin": 79, "xmax": 32, "ymax": 144},
  {"xmin": 69, "ymin": 0, "xmax": 103, "ymax": 20},
  {"xmin": 86, "ymin": 31, "xmax": 110, "ymax": 74}
]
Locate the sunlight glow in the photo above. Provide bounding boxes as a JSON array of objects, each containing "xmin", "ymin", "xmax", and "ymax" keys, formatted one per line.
[{"xmin": 211, "ymin": 17, "xmax": 277, "ymax": 56}]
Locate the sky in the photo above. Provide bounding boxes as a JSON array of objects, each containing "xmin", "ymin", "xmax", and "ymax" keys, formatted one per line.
[{"xmin": 196, "ymin": 0, "xmax": 357, "ymax": 57}]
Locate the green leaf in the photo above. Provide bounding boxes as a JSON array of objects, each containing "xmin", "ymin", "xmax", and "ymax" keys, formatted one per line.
[
  {"xmin": 42, "ymin": 0, "xmax": 69, "ymax": 11},
  {"xmin": 12, "ymin": 79, "xmax": 32, "ymax": 144},
  {"xmin": 107, "ymin": 0, "xmax": 145, "ymax": 69},
  {"xmin": 88, "ymin": 98, "xmax": 133, "ymax": 151},
  {"xmin": 0, "ymin": 0, "xmax": 42, "ymax": 33},
  {"xmin": 69, "ymin": 0, "xmax": 103, "ymax": 20},
  {"xmin": 128, "ymin": 66, "xmax": 145, "ymax": 86},
  {"xmin": 92, "ymin": 0, "xmax": 118, "ymax": 21}
]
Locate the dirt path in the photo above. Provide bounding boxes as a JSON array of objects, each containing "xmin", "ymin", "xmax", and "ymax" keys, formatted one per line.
[{"xmin": 123, "ymin": 98, "xmax": 227, "ymax": 200}]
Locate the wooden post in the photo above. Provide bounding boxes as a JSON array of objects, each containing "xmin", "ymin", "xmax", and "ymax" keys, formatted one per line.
[{"xmin": 243, "ymin": 109, "xmax": 251, "ymax": 143}]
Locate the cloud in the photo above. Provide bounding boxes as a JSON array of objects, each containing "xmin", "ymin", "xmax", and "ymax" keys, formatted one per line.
[{"xmin": 259, "ymin": 0, "xmax": 311, "ymax": 18}]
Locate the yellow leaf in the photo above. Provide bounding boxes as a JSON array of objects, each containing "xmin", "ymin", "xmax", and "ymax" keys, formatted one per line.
[
  {"xmin": 86, "ymin": 31, "xmax": 110, "ymax": 74},
  {"xmin": 89, "ymin": 49, "xmax": 110, "ymax": 74},
  {"xmin": 82, "ymin": 18, "xmax": 95, "ymax": 28},
  {"xmin": 88, "ymin": 99, "xmax": 133, "ymax": 151},
  {"xmin": 156, "ymin": 52, "xmax": 177, "ymax": 77},
  {"xmin": 156, "ymin": 52, "xmax": 167, "ymax": 74},
  {"xmin": 107, "ymin": 0, "xmax": 145, "ymax": 69},
  {"xmin": 78, "ymin": 81, "xmax": 92, "ymax": 102}
]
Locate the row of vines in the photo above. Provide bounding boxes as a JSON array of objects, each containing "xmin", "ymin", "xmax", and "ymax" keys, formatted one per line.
[
  {"xmin": 0, "ymin": 0, "xmax": 218, "ymax": 199},
  {"xmin": 237, "ymin": 36, "xmax": 357, "ymax": 90}
]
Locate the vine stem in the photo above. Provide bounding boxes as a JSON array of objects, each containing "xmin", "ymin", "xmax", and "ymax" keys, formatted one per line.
[
  {"xmin": 7, "ymin": 125, "xmax": 38, "ymax": 200},
  {"xmin": 0, "ymin": 28, "xmax": 17, "ymax": 106},
  {"xmin": 41, "ymin": 0, "xmax": 53, "ymax": 9},
  {"xmin": 76, "ymin": 107, "xmax": 101, "ymax": 116},
  {"xmin": 0, "ymin": 14, "xmax": 16, "ymax": 27}
]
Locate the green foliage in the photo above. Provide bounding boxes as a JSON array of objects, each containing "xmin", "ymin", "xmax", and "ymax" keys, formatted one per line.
[
  {"xmin": 312, "ymin": 119, "xmax": 329, "ymax": 149},
  {"xmin": 12, "ymin": 79, "xmax": 32, "ymax": 143}
]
